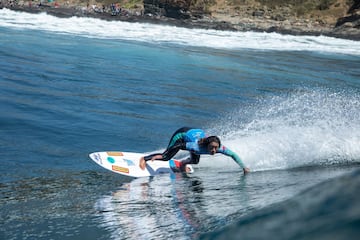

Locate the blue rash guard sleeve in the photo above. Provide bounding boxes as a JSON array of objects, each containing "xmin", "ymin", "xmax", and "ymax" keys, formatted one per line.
[
  {"xmin": 218, "ymin": 146, "xmax": 246, "ymax": 168},
  {"xmin": 185, "ymin": 142, "xmax": 246, "ymax": 168}
]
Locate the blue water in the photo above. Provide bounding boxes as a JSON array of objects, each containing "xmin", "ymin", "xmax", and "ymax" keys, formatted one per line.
[{"xmin": 1, "ymin": 9, "xmax": 360, "ymax": 240}]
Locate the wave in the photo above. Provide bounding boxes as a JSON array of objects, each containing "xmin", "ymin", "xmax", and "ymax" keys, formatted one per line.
[
  {"xmin": 200, "ymin": 168, "xmax": 360, "ymax": 240},
  {"xmin": 210, "ymin": 88, "xmax": 360, "ymax": 171},
  {"xmin": 1, "ymin": 8, "xmax": 360, "ymax": 55}
]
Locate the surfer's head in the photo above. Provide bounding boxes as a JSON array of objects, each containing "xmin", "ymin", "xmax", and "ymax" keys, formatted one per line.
[{"xmin": 204, "ymin": 136, "xmax": 221, "ymax": 155}]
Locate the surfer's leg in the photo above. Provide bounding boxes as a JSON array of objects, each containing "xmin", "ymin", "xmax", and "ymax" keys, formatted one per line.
[
  {"xmin": 167, "ymin": 127, "xmax": 191, "ymax": 148},
  {"xmin": 161, "ymin": 140, "xmax": 183, "ymax": 160},
  {"xmin": 167, "ymin": 127, "xmax": 190, "ymax": 149},
  {"xmin": 143, "ymin": 140, "xmax": 183, "ymax": 162},
  {"xmin": 168, "ymin": 127, "xmax": 191, "ymax": 142},
  {"xmin": 190, "ymin": 153, "xmax": 200, "ymax": 164},
  {"xmin": 181, "ymin": 153, "xmax": 200, "ymax": 165},
  {"xmin": 140, "ymin": 144, "xmax": 181, "ymax": 170},
  {"xmin": 143, "ymin": 153, "xmax": 163, "ymax": 161},
  {"xmin": 179, "ymin": 153, "xmax": 199, "ymax": 171},
  {"xmin": 140, "ymin": 127, "xmax": 190, "ymax": 170}
]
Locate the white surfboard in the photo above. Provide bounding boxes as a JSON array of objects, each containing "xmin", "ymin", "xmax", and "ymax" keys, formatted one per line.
[{"xmin": 89, "ymin": 151, "xmax": 193, "ymax": 178}]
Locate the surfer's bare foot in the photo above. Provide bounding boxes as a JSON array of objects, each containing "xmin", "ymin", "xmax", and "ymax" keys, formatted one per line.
[{"xmin": 139, "ymin": 157, "xmax": 146, "ymax": 170}]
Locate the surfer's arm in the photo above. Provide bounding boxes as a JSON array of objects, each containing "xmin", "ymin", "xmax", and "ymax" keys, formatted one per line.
[{"xmin": 219, "ymin": 146, "xmax": 248, "ymax": 171}]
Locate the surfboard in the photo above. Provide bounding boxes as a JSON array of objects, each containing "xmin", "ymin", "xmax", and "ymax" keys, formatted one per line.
[{"xmin": 89, "ymin": 151, "xmax": 193, "ymax": 178}]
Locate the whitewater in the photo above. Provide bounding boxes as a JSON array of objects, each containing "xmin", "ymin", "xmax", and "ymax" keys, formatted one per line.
[{"xmin": 1, "ymin": 8, "xmax": 360, "ymax": 55}]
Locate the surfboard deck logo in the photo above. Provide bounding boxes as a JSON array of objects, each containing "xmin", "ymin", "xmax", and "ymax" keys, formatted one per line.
[{"xmin": 112, "ymin": 165, "xmax": 129, "ymax": 173}]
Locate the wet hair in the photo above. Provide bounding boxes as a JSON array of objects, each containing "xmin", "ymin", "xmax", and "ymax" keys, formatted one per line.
[{"xmin": 203, "ymin": 136, "xmax": 221, "ymax": 146}]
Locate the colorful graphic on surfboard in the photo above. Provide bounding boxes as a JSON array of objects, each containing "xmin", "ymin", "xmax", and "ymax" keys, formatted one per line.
[{"xmin": 89, "ymin": 151, "xmax": 194, "ymax": 178}]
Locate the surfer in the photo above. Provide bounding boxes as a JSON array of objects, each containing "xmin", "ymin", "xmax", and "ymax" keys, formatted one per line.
[{"xmin": 139, "ymin": 127, "xmax": 250, "ymax": 174}]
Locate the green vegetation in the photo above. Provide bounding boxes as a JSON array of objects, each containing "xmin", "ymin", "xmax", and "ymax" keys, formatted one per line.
[{"xmin": 122, "ymin": 0, "xmax": 143, "ymax": 9}]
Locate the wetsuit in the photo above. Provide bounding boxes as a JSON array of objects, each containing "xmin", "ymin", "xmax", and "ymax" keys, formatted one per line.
[{"xmin": 144, "ymin": 127, "xmax": 246, "ymax": 168}]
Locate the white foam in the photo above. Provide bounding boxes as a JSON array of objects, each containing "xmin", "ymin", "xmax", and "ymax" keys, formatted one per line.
[
  {"xmin": 1, "ymin": 8, "xmax": 360, "ymax": 55},
  {"xmin": 210, "ymin": 88, "xmax": 360, "ymax": 171}
]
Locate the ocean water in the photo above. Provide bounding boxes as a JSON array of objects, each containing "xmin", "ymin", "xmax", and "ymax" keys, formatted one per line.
[{"xmin": 1, "ymin": 8, "xmax": 360, "ymax": 240}]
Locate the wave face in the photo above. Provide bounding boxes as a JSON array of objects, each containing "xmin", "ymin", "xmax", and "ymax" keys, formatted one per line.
[
  {"xmin": 1, "ymin": 8, "xmax": 360, "ymax": 55},
  {"xmin": 200, "ymin": 168, "xmax": 360, "ymax": 240}
]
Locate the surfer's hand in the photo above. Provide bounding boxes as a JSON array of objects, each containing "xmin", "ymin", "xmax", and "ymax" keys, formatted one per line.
[
  {"xmin": 243, "ymin": 167, "xmax": 250, "ymax": 174},
  {"xmin": 139, "ymin": 157, "xmax": 146, "ymax": 170}
]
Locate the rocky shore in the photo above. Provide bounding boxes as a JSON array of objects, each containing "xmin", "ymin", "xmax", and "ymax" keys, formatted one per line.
[{"xmin": 2, "ymin": 0, "xmax": 360, "ymax": 41}]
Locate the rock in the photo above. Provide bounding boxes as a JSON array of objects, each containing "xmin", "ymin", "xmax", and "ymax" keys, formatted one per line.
[
  {"xmin": 336, "ymin": 12, "xmax": 360, "ymax": 27},
  {"xmin": 252, "ymin": 10, "xmax": 264, "ymax": 17},
  {"xmin": 272, "ymin": 14, "xmax": 286, "ymax": 21},
  {"xmin": 343, "ymin": 21, "xmax": 354, "ymax": 27},
  {"xmin": 143, "ymin": 0, "xmax": 191, "ymax": 19}
]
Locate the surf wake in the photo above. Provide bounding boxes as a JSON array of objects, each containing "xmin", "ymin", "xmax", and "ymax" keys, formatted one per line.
[{"xmin": 207, "ymin": 88, "xmax": 360, "ymax": 171}]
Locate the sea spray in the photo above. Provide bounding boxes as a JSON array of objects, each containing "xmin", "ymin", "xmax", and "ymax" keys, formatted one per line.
[{"xmin": 207, "ymin": 88, "xmax": 360, "ymax": 171}]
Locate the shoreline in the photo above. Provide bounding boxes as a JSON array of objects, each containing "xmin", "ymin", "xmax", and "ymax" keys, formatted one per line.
[{"xmin": 3, "ymin": 4, "xmax": 360, "ymax": 41}]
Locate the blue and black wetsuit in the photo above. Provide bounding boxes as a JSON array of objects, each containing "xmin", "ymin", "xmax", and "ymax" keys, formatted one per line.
[
  {"xmin": 144, "ymin": 127, "xmax": 200, "ymax": 164},
  {"xmin": 144, "ymin": 127, "xmax": 246, "ymax": 168}
]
